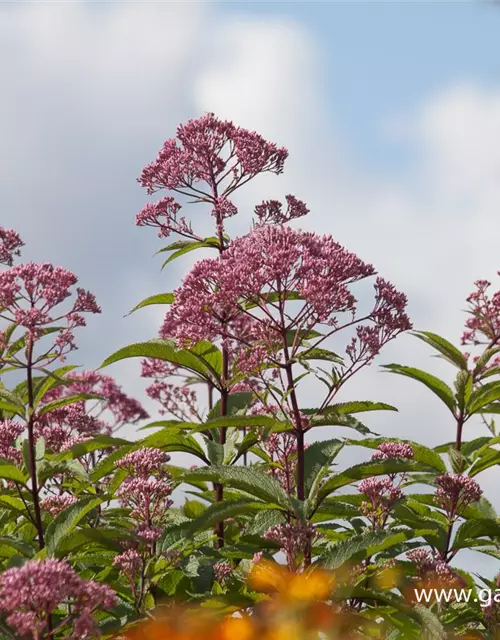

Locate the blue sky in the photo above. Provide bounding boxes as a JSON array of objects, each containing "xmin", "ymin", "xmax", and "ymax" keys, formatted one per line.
[
  {"xmin": 1, "ymin": 0, "xmax": 500, "ymax": 575},
  {"xmin": 226, "ymin": 1, "xmax": 500, "ymax": 173}
]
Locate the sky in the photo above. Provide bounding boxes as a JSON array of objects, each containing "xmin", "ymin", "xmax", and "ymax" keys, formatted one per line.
[{"xmin": 2, "ymin": 0, "xmax": 500, "ymax": 574}]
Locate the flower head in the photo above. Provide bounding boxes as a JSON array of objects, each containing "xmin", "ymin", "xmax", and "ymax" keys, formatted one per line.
[
  {"xmin": 116, "ymin": 447, "xmax": 170, "ymax": 477},
  {"xmin": 40, "ymin": 493, "xmax": 78, "ymax": 517},
  {"xmin": 371, "ymin": 442, "xmax": 414, "ymax": 461},
  {"xmin": 0, "ymin": 262, "xmax": 100, "ymax": 363},
  {"xmin": 462, "ymin": 275, "xmax": 500, "ymax": 346},
  {"xmin": 0, "ymin": 419, "xmax": 23, "ymax": 463},
  {"xmin": 0, "ymin": 559, "xmax": 116, "ymax": 639},
  {"xmin": 434, "ymin": 473, "xmax": 482, "ymax": 517},
  {"xmin": 0, "ymin": 227, "xmax": 24, "ymax": 267}
]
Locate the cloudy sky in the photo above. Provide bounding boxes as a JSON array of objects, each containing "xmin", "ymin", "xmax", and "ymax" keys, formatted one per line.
[{"xmin": 2, "ymin": 0, "xmax": 500, "ymax": 572}]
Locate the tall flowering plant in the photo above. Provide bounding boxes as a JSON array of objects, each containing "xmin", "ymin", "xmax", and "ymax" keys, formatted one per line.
[
  {"xmin": 2, "ymin": 116, "xmax": 500, "ymax": 639},
  {"xmin": 102, "ymin": 114, "xmax": 436, "ymax": 599}
]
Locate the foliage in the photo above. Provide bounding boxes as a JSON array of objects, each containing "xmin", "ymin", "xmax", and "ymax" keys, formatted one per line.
[{"xmin": 0, "ymin": 114, "xmax": 500, "ymax": 639}]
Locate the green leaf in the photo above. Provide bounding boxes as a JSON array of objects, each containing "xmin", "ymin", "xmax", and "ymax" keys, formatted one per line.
[
  {"xmin": 183, "ymin": 500, "xmax": 207, "ymax": 519},
  {"xmin": 207, "ymin": 391, "xmax": 253, "ymax": 420},
  {"xmin": 305, "ymin": 401, "xmax": 398, "ymax": 416},
  {"xmin": 37, "ymin": 393, "xmax": 105, "ymax": 417},
  {"xmin": 296, "ymin": 348, "xmax": 344, "ymax": 364},
  {"xmin": 412, "ymin": 331, "xmax": 468, "ymax": 370},
  {"xmin": 0, "ymin": 536, "xmax": 35, "ymax": 557},
  {"xmin": 348, "ymin": 438, "xmax": 446, "ymax": 472},
  {"xmin": 382, "ymin": 364, "xmax": 456, "ymax": 414},
  {"xmin": 303, "ymin": 439, "xmax": 344, "ymax": 497},
  {"xmin": 160, "ymin": 238, "xmax": 220, "ymax": 269},
  {"xmin": 454, "ymin": 370, "xmax": 473, "ymax": 411},
  {"xmin": 127, "ymin": 293, "xmax": 175, "ymax": 316},
  {"xmin": 62, "ymin": 435, "xmax": 131, "ymax": 459},
  {"xmin": 187, "ymin": 498, "xmax": 269, "ymax": 536},
  {"xmin": 317, "ymin": 459, "xmax": 435, "ymax": 504},
  {"xmin": 100, "ymin": 339, "xmax": 220, "ymax": 385},
  {"xmin": 473, "ymin": 346, "xmax": 500, "ymax": 376},
  {"xmin": 141, "ymin": 428, "xmax": 208, "ymax": 463},
  {"xmin": 452, "ymin": 518, "xmax": 500, "ymax": 551},
  {"xmin": 182, "ymin": 466, "xmax": 292, "ymax": 509},
  {"xmin": 46, "ymin": 497, "xmax": 103, "ymax": 556},
  {"xmin": 0, "ymin": 460, "xmax": 28, "ymax": 484},
  {"xmin": 0, "ymin": 388, "xmax": 25, "ymax": 416},
  {"xmin": 469, "ymin": 381, "xmax": 500, "ymax": 414},
  {"xmin": 190, "ymin": 341, "xmax": 223, "ymax": 377},
  {"xmin": 32, "ymin": 365, "xmax": 79, "ymax": 407},
  {"xmin": 244, "ymin": 510, "xmax": 286, "ymax": 538},
  {"xmin": 38, "ymin": 459, "xmax": 87, "ymax": 484},
  {"xmin": 317, "ymin": 530, "xmax": 392, "ymax": 569},
  {"xmin": 191, "ymin": 415, "xmax": 278, "ymax": 435},
  {"xmin": 310, "ymin": 413, "xmax": 376, "ymax": 435},
  {"xmin": 468, "ymin": 448, "xmax": 500, "ymax": 476}
]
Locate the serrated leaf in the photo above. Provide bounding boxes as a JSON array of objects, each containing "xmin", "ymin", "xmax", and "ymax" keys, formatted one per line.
[
  {"xmin": 100, "ymin": 339, "xmax": 220, "ymax": 385},
  {"xmin": 382, "ymin": 364, "xmax": 457, "ymax": 414},
  {"xmin": 183, "ymin": 500, "xmax": 207, "ymax": 520},
  {"xmin": 187, "ymin": 498, "xmax": 269, "ymax": 536},
  {"xmin": 469, "ymin": 381, "xmax": 500, "ymax": 414},
  {"xmin": 412, "ymin": 331, "xmax": 468, "ymax": 370},
  {"xmin": 303, "ymin": 439, "xmax": 344, "ymax": 497},
  {"xmin": 317, "ymin": 459, "xmax": 435, "ymax": 504},
  {"xmin": 0, "ymin": 460, "xmax": 28, "ymax": 484},
  {"xmin": 182, "ymin": 466, "xmax": 292, "ymax": 509},
  {"xmin": 305, "ymin": 401, "xmax": 398, "ymax": 416},
  {"xmin": 160, "ymin": 238, "xmax": 220, "ymax": 269},
  {"xmin": 317, "ymin": 530, "xmax": 390, "ymax": 569},
  {"xmin": 127, "ymin": 293, "xmax": 175, "ymax": 316},
  {"xmin": 37, "ymin": 393, "xmax": 105, "ymax": 417},
  {"xmin": 191, "ymin": 415, "xmax": 278, "ymax": 435},
  {"xmin": 347, "ymin": 437, "xmax": 446, "ymax": 473},
  {"xmin": 46, "ymin": 497, "xmax": 103, "ymax": 556}
]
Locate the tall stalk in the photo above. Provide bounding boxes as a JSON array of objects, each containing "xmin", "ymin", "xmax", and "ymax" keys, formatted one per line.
[{"xmin": 26, "ymin": 340, "xmax": 45, "ymax": 550}]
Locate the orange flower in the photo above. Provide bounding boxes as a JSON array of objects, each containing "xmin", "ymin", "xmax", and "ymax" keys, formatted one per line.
[
  {"xmin": 285, "ymin": 569, "xmax": 335, "ymax": 602},
  {"xmin": 248, "ymin": 560, "xmax": 288, "ymax": 593},
  {"xmin": 216, "ymin": 616, "xmax": 254, "ymax": 640}
]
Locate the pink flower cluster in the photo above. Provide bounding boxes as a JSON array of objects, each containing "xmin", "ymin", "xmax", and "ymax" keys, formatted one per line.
[
  {"xmin": 213, "ymin": 560, "xmax": 233, "ymax": 584},
  {"xmin": 407, "ymin": 548, "xmax": 456, "ymax": 584},
  {"xmin": 139, "ymin": 114, "xmax": 287, "ymax": 196},
  {"xmin": 160, "ymin": 225, "xmax": 410, "ymax": 367},
  {"xmin": 115, "ymin": 448, "xmax": 173, "ymax": 532},
  {"xmin": 58, "ymin": 370, "xmax": 148, "ymax": 427},
  {"xmin": 264, "ymin": 432, "xmax": 298, "ymax": 493},
  {"xmin": 434, "ymin": 473, "xmax": 482, "ymax": 518},
  {"xmin": 116, "ymin": 447, "xmax": 170, "ymax": 476},
  {"xmin": 35, "ymin": 371, "xmax": 148, "ymax": 452},
  {"xmin": 0, "ymin": 559, "xmax": 116, "ymax": 639},
  {"xmin": 254, "ymin": 195, "xmax": 309, "ymax": 225},
  {"xmin": 358, "ymin": 477, "xmax": 404, "ymax": 529},
  {"xmin": 0, "ymin": 419, "xmax": 24, "ymax": 463},
  {"xmin": 462, "ymin": 276, "xmax": 500, "ymax": 346},
  {"xmin": 0, "ymin": 227, "xmax": 24, "ymax": 267},
  {"xmin": 371, "ymin": 442, "xmax": 414, "ymax": 461},
  {"xmin": 346, "ymin": 278, "xmax": 412, "ymax": 362},
  {"xmin": 137, "ymin": 114, "xmax": 289, "ymax": 241},
  {"xmin": 264, "ymin": 521, "xmax": 317, "ymax": 570},
  {"xmin": 136, "ymin": 196, "xmax": 193, "ymax": 240},
  {"xmin": 40, "ymin": 493, "xmax": 78, "ymax": 517},
  {"xmin": 141, "ymin": 358, "xmax": 178, "ymax": 379},
  {"xmin": 145, "ymin": 380, "xmax": 198, "ymax": 420},
  {"xmin": 0, "ymin": 262, "xmax": 100, "ymax": 361},
  {"xmin": 113, "ymin": 548, "xmax": 142, "ymax": 587}
]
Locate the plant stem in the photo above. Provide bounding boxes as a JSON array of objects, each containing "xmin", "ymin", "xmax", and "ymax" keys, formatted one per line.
[{"xmin": 26, "ymin": 340, "xmax": 45, "ymax": 550}]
